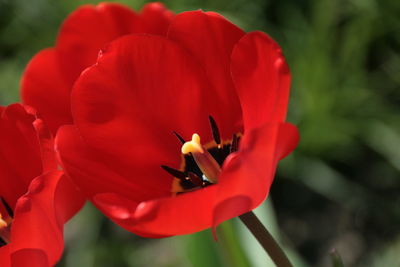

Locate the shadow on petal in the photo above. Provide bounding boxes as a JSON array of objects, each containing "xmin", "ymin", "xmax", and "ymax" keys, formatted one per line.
[
  {"xmin": 11, "ymin": 248, "xmax": 49, "ymax": 267},
  {"xmin": 212, "ymin": 195, "xmax": 252, "ymax": 233}
]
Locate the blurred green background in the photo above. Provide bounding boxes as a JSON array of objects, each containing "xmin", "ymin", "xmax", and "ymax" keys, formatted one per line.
[{"xmin": 1, "ymin": 0, "xmax": 399, "ymax": 266}]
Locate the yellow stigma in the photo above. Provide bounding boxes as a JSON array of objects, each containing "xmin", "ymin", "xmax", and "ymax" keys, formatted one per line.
[
  {"xmin": 181, "ymin": 133, "xmax": 221, "ymax": 183},
  {"xmin": 181, "ymin": 133, "xmax": 204, "ymax": 154}
]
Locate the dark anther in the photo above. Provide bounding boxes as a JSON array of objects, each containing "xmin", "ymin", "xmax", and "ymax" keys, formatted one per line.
[
  {"xmin": 0, "ymin": 237, "xmax": 6, "ymax": 247},
  {"xmin": 231, "ymin": 134, "xmax": 239, "ymax": 153},
  {"xmin": 173, "ymin": 131, "xmax": 186, "ymax": 144},
  {"xmin": 208, "ymin": 115, "xmax": 221, "ymax": 145},
  {"xmin": 188, "ymin": 172, "xmax": 203, "ymax": 187},
  {"xmin": 180, "ymin": 177, "xmax": 198, "ymax": 190},
  {"xmin": 1, "ymin": 197, "xmax": 13, "ymax": 218},
  {"xmin": 161, "ymin": 165, "xmax": 187, "ymax": 180}
]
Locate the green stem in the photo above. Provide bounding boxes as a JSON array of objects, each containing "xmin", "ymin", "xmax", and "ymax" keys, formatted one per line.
[{"xmin": 239, "ymin": 211, "xmax": 293, "ymax": 267}]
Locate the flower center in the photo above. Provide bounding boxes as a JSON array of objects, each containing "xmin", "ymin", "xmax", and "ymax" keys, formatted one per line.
[
  {"xmin": 0, "ymin": 197, "xmax": 13, "ymax": 246},
  {"xmin": 161, "ymin": 116, "xmax": 241, "ymax": 194},
  {"xmin": 181, "ymin": 133, "xmax": 221, "ymax": 183}
]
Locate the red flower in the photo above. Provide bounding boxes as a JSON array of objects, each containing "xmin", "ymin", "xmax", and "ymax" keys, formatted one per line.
[
  {"xmin": 0, "ymin": 104, "xmax": 84, "ymax": 267},
  {"xmin": 21, "ymin": 2, "xmax": 173, "ymax": 135},
  {"xmin": 56, "ymin": 10, "xmax": 299, "ymax": 237}
]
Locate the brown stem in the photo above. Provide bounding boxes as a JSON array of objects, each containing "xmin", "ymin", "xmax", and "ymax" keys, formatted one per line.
[{"xmin": 239, "ymin": 211, "xmax": 293, "ymax": 267}]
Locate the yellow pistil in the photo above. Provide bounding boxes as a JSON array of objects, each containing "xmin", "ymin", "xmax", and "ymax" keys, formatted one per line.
[
  {"xmin": 181, "ymin": 133, "xmax": 204, "ymax": 154},
  {"xmin": 181, "ymin": 133, "xmax": 221, "ymax": 183}
]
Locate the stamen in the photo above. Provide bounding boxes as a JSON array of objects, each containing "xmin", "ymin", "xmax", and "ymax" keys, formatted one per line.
[
  {"xmin": 188, "ymin": 172, "xmax": 203, "ymax": 187},
  {"xmin": 180, "ymin": 177, "xmax": 198, "ymax": 190},
  {"xmin": 1, "ymin": 197, "xmax": 13, "ymax": 218},
  {"xmin": 161, "ymin": 165, "xmax": 187, "ymax": 180},
  {"xmin": 162, "ymin": 164, "xmax": 205, "ymax": 193},
  {"xmin": 169, "ymin": 117, "xmax": 241, "ymax": 194},
  {"xmin": 181, "ymin": 133, "xmax": 221, "ymax": 183},
  {"xmin": 173, "ymin": 131, "xmax": 186, "ymax": 144},
  {"xmin": 0, "ymin": 237, "xmax": 6, "ymax": 247},
  {"xmin": 208, "ymin": 115, "xmax": 221, "ymax": 146},
  {"xmin": 231, "ymin": 134, "xmax": 239, "ymax": 153}
]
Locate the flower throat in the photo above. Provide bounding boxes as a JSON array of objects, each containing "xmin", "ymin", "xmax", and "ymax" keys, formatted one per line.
[{"xmin": 161, "ymin": 116, "xmax": 241, "ymax": 194}]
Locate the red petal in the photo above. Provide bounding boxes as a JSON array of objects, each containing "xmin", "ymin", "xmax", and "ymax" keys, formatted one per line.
[
  {"xmin": 64, "ymin": 123, "xmax": 298, "ymax": 237},
  {"xmin": 8, "ymin": 171, "xmax": 65, "ymax": 266},
  {"xmin": 125, "ymin": 185, "xmax": 218, "ymax": 236},
  {"xmin": 21, "ymin": 49, "xmax": 73, "ymax": 135},
  {"xmin": 0, "ymin": 173, "xmax": 83, "ymax": 267},
  {"xmin": 71, "ymin": 34, "xmax": 215, "ymax": 171},
  {"xmin": 91, "ymin": 192, "xmax": 168, "ymax": 238},
  {"xmin": 0, "ymin": 105, "xmax": 83, "ymax": 266},
  {"xmin": 56, "ymin": 3, "xmax": 140, "ymax": 84},
  {"xmin": 56, "ymin": 125, "xmax": 171, "ymax": 202},
  {"xmin": 168, "ymin": 11, "xmax": 245, "ymax": 138},
  {"xmin": 32, "ymin": 118, "xmax": 58, "ymax": 173},
  {"xmin": 22, "ymin": 3, "xmax": 173, "ymax": 135},
  {"xmin": 231, "ymin": 31, "xmax": 291, "ymax": 129},
  {"xmin": 0, "ymin": 104, "xmax": 42, "ymax": 208},
  {"xmin": 10, "ymin": 249, "xmax": 49, "ymax": 267},
  {"xmin": 54, "ymin": 174, "xmax": 86, "ymax": 224},
  {"xmin": 56, "ymin": 3, "xmax": 173, "ymax": 85},
  {"xmin": 213, "ymin": 123, "xmax": 299, "ymax": 226},
  {"xmin": 139, "ymin": 2, "xmax": 174, "ymax": 35},
  {"xmin": 131, "ymin": 123, "xmax": 298, "ymax": 236},
  {"xmin": 0, "ymin": 245, "xmax": 10, "ymax": 267}
]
